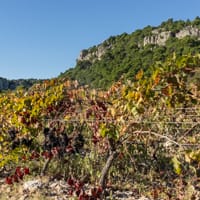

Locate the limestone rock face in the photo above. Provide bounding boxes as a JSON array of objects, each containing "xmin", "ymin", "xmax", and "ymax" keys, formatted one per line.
[
  {"xmin": 176, "ymin": 26, "xmax": 200, "ymax": 39},
  {"xmin": 143, "ymin": 26, "xmax": 200, "ymax": 46},
  {"xmin": 144, "ymin": 31, "xmax": 172, "ymax": 46},
  {"xmin": 77, "ymin": 43, "xmax": 112, "ymax": 63}
]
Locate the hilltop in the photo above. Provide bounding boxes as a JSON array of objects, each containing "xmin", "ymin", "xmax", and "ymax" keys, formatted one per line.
[{"xmin": 61, "ymin": 17, "xmax": 200, "ymax": 88}]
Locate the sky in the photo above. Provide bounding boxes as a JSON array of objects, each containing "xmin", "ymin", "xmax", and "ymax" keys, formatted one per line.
[{"xmin": 0, "ymin": 0, "xmax": 200, "ymax": 79}]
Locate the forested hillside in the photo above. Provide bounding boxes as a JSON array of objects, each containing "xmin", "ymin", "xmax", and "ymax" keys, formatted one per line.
[
  {"xmin": 0, "ymin": 77, "xmax": 41, "ymax": 91},
  {"xmin": 61, "ymin": 17, "xmax": 200, "ymax": 89}
]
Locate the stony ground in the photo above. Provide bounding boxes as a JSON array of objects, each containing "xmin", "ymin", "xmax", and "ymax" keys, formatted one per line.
[
  {"xmin": 0, "ymin": 176, "xmax": 152, "ymax": 200},
  {"xmin": 1, "ymin": 176, "xmax": 200, "ymax": 199}
]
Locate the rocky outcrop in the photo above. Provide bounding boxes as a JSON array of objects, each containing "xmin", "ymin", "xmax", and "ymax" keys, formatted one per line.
[
  {"xmin": 175, "ymin": 26, "xmax": 200, "ymax": 39},
  {"xmin": 143, "ymin": 30, "xmax": 172, "ymax": 46},
  {"xmin": 144, "ymin": 26, "xmax": 200, "ymax": 46},
  {"xmin": 77, "ymin": 43, "xmax": 112, "ymax": 63}
]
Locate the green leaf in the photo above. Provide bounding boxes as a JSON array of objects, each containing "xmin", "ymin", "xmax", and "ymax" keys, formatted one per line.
[
  {"xmin": 99, "ymin": 123, "xmax": 118, "ymax": 140},
  {"xmin": 171, "ymin": 156, "xmax": 182, "ymax": 175},
  {"xmin": 100, "ymin": 124, "xmax": 108, "ymax": 138}
]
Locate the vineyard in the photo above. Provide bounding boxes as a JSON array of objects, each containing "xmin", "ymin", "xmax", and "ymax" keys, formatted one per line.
[{"xmin": 0, "ymin": 54, "xmax": 200, "ymax": 199}]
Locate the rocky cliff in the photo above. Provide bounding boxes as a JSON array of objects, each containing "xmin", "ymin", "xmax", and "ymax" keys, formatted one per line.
[
  {"xmin": 77, "ymin": 41, "xmax": 113, "ymax": 63},
  {"xmin": 144, "ymin": 25, "xmax": 200, "ymax": 46}
]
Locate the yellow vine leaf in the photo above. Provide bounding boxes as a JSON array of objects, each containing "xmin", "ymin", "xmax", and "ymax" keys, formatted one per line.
[
  {"xmin": 135, "ymin": 69, "xmax": 144, "ymax": 80},
  {"xmin": 110, "ymin": 108, "xmax": 116, "ymax": 118}
]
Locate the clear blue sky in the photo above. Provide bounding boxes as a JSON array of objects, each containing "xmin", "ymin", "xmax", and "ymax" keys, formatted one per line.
[{"xmin": 0, "ymin": 0, "xmax": 200, "ymax": 79}]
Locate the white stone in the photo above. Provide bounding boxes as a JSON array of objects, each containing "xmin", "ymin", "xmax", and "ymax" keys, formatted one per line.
[{"xmin": 23, "ymin": 180, "xmax": 42, "ymax": 191}]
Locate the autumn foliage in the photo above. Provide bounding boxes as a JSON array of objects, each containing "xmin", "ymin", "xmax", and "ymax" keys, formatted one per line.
[{"xmin": 0, "ymin": 54, "xmax": 200, "ymax": 199}]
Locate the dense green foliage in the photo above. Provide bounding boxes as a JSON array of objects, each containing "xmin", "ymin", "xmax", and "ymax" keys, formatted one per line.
[{"xmin": 61, "ymin": 17, "xmax": 200, "ymax": 89}]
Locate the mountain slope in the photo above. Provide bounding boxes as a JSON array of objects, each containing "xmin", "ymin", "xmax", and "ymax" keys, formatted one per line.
[{"xmin": 61, "ymin": 17, "xmax": 200, "ymax": 89}]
